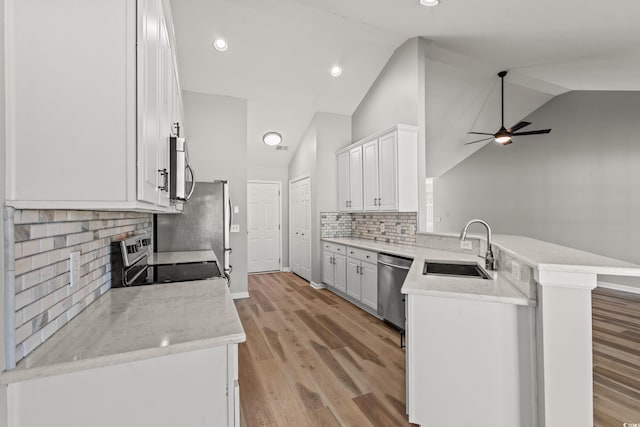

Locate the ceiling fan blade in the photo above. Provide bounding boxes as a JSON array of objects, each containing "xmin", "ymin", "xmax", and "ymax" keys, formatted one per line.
[
  {"xmin": 512, "ymin": 129, "xmax": 551, "ymax": 136},
  {"xmin": 464, "ymin": 137, "xmax": 494, "ymax": 145},
  {"xmin": 508, "ymin": 121, "xmax": 531, "ymax": 133},
  {"xmin": 467, "ymin": 131, "xmax": 495, "ymax": 136}
]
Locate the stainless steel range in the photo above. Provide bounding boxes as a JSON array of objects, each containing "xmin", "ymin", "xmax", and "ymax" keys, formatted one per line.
[{"xmin": 111, "ymin": 233, "xmax": 152, "ymax": 288}]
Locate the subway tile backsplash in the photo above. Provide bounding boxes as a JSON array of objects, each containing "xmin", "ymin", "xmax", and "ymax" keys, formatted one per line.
[
  {"xmin": 9, "ymin": 209, "xmax": 152, "ymax": 363},
  {"xmin": 321, "ymin": 211, "xmax": 417, "ymax": 245}
]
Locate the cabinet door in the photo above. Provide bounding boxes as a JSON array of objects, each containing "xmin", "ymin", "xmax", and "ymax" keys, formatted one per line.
[
  {"xmin": 337, "ymin": 152, "xmax": 350, "ymax": 212},
  {"xmin": 157, "ymin": 12, "xmax": 172, "ymax": 207},
  {"xmin": 333, "ymin": 254, "xmax": 347, "ymax": 293},
  {"xmin": 362, "ymin": 140, "xmax": 379, "ymax": 211},
  {"xmin": 323, "ymin": 250, "xmax": 334, "ymax": 287},
  {"xmin": 378, "ymin": 131, "xmax": 398, "ymax": 211},
  {"xmin": 137, "ymin": 0, "xmax": 163, "ymax": 205},
  {"xmin": 348, "ymin": 146, "xmax": 364, "ymax": 211},
  {"xmin": 346, "ymin": 259, "xmax": 361, "ymax": 300},
  {"xmin": 360, "ymin": 261, "xmax": 378, "ymax": 311}
]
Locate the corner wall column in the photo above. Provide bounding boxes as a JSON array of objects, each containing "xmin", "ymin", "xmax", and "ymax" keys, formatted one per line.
[{"xmin": 535, "ymin": 270, "xmax": 596, "ymax": 427}]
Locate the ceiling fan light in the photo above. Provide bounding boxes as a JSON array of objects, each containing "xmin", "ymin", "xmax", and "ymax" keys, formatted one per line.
[
  {"xmin": 495, "ymin": 135, "xmax": 511, "ymax": 144},
  {"xmin": 419, "ymin": 0, "xmax": 440, "ymax": 6}
]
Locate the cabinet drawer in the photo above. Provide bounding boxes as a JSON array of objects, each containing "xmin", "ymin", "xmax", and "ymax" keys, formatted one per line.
[
  {"xmin": 346, "ymin": 246, "xmax": 377, "ymax": 263},
  {"xmin": 323, "ymin": 242, "xmax": 346, "ymax": 254}
]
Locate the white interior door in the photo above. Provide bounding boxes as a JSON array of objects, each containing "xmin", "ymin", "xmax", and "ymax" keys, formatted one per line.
[
  {"xmin": 247, "ymin": 182, "xmax": 281, "ymax": 273},
  {"xmin": 290, "ymin": 176, "xmax": 311, "ymax": 281}
]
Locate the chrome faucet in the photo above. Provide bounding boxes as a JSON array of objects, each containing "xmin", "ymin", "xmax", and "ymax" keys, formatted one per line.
[{"xmin": 460, "ymin": 219, "xmax": 496, "ymax": 270}]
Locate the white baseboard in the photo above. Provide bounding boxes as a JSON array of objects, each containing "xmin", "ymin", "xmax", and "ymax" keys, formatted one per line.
[
  {"xmin": 598, "ymin": 280, "xmax": 640, "ymax": 295},
  {"xmin": 231, "ymin": 291, "xmax": 250, "ymax": 299},
  {"xmin": 310, "ymin": 281, "xmax": 325, "ymax": 290},
  {"xmin": 281, "ymin": 267, "xmax": 291, "ymax": 273}
]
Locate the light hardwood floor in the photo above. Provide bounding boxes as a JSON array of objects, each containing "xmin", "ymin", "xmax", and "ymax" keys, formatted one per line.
[
  {"xmin": 235, "ymin": 272, "xmax": 416, "ymax": 427},
  {"xmin": 592, "ymin": 287, "xmax": 640, "ymax": 426}
]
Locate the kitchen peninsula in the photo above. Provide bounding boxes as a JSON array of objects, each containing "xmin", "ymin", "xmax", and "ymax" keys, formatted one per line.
[
  {"xmin": 1, "ymin": 279, "xmax": 245, "ymax": 427},
  {"xmin": 322, "ymin": 231, "xmax": 640, "ymax": 426}
]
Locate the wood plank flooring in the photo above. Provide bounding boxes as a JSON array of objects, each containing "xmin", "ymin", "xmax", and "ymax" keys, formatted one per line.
[
  {"xmin": 592, "ymin": 287, "xmax": 640, "ymax": 426},
  {"xmin": 235, "ymin": 272, "xmax": 416, "ymax": 427}
]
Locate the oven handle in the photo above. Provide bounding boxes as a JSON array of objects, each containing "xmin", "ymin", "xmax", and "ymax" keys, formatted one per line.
[{"xmin": 125, "ymin": 265, "xmax": 149, "ymax": 287}]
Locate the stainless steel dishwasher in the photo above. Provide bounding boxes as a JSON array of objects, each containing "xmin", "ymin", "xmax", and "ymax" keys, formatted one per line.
[{"xmin": 377, "ymin": 253, "xmax": 413, "ymax": 337}]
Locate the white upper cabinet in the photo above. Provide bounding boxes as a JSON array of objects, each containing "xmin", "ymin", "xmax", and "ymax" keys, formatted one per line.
[
  {"xmin": 362, "ymin": 140, "xmax": 379, "ymax": 211},
  {"xmin": 337, "ymin": 125, "xmax": 418, "ymax": 213},
  {"xmin": 6, "ymin": 0, "xmax": 182, "ymax": 212},
  {"xmin": 348, "ymin": 146, "xmax": 364, "ymax": 212},
  {"xmin": 337, "ymin": 152, "xmax": 350, "ymax": 212}
]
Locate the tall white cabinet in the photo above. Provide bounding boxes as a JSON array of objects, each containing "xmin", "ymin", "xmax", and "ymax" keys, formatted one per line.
[
  {"xmin": 337, "ymin": 125, "xmax": 418, "ymax": 213},
  {"xmin": 6, "ymin": 0, "xmax": 183, "ymax": 211}
]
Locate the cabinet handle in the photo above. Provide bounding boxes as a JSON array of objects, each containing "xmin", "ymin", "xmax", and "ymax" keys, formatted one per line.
[
  {"xmin": 356, "ymin": 265, "xmax": 360, "ymax": 274},
  {"xmin": 374, "ymin": 198, "xmax": 378, "ymax": 206},
  {"xmin": 330, "ymin": 257, "xmax": 334, "ymax": 264},
  {"xmin": 158, "ymin": 169, "xmax": 168, "ymax": 192},
  {"xmin": 378, "ymin": 197, "xmax": 382, "ymax": 205},
  {"xmin": 360, "ymin": 266, "xmax": 364, "ymax": 275}
]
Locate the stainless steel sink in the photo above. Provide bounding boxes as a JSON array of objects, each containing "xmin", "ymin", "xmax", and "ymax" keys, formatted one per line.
[{"xmin": 423, "ymin": 260, "xmax": 492, "ymax": 279}]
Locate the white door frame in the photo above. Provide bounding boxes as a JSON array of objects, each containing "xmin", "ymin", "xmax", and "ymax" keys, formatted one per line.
[
  {"xmin": 247, "ymin": 180, "xmax": 283, "ymax": 273},
  {"xmin": 289, "ymin": 174, "xmax": 311, "ymax": 279}
]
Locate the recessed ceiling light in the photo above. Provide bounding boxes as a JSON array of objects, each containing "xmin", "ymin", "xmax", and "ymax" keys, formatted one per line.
[
  {"xmin": 263, "ymin": 132, "xmax": 282, "ymax": 146},
  {"xmin": 213, "ymin": 38, "xmax": 228, "ymax": 52},
  {"xmin": 330, "ymin": 65, "xmax": 343, "ymax": 77},
  {"xmin": 419, "ymin": 0, "xmax": 440, "ymax": 6}
]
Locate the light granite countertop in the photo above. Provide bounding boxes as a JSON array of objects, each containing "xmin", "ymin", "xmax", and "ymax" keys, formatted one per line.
[
  {"xmin": 323, "ymin": 237, "xmax": 533, "ymax": 306},
  {"xmin": 1, "ymin": 279, "xmax": 245, "ymax": 384},
  {"xmin": 422, "ymin": 232, "xmax": 640, "ymax": 276},
  {"xmin": 324, "ymin": 235, "xmax": 640, "ymax": 305},
  {"xmin": 148, "ymin": 249, "xmax": 218, "ymax": 266}
]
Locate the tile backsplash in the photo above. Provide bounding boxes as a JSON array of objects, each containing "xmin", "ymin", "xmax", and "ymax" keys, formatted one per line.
[
  {"xmin": 9, "ymin": 209, "xmax": 152, "ymax": 363},
  {"xmin": 321, "ymin": 211, "xmax": 417, "ymax": 245}
]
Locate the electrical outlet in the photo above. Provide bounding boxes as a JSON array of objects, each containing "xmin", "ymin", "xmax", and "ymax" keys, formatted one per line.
[
  {"xmin": 460, "ymin": 240, "xmax": 473, "ymax": 250},
  {"xmin": 396, "ymin": 224, "xmax": 402, "ymax": 234},
  {"xmin": 230, "ymin": 224, "xmax": 240, "ymax": 233},
  {"xmin": 233, "ymin": 206, "xmax": 239, "ymax": 214},
  {"xmin": 70, "ymin": 251, "xmax": 81, "ymax": 287},
  {"xmin": 379, "ymin": 223, "xmax": 385, "ymax": 233},
  {"xmin": 511, "ymin": 261, "xmax": 521, "ymax": 281}
]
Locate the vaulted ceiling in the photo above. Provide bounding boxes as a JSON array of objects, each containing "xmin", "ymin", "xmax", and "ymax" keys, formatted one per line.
[{"xmin": 170, "ymin": 0, "xmax": 640, "ymax": 168}]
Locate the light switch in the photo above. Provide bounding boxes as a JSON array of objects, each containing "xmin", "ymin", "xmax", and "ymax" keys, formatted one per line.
[
  {"xmin": 230, "ymin": 224, "xmax": 240, "ymax": 233},
  {"xmin": 233, "ymin": 206, "xmax": 239, "ymax": 214}
]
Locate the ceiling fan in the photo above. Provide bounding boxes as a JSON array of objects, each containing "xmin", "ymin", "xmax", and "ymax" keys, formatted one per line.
[{"xmin": 465, "ymin": 70, "xmax": 551, "ymax": 146}]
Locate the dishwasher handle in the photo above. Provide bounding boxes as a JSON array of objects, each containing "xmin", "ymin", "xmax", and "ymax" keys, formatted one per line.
[{"xmin": 378, "ymin": 260, "xmax": 412, "ymax": 270}]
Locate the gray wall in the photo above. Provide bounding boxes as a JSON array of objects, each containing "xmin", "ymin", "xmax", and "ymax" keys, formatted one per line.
[
  {"xmin": 1, "ymin": 0, "xmax": 7, "ymax": 422},
  {"xmin": 182, "ymin": 90, "xmax": 249, "ymax": 295},
  {"xmin": 351, "ymin": 37, "xmax": 430, "ymax": 231},
  {"xmin": 247, "ymin": 165, "xmax": 290, "ymax": 269},
  {"xmin": 288, "ymin": 113, "xmax": 351, "ymax": 284},
  {"xmin": 351, "ymin": 38, "xmax": 421, "ymax": 142},
  {"xmin": 434, "ymin": 91, "xmax": 640, "ymax": 265}
]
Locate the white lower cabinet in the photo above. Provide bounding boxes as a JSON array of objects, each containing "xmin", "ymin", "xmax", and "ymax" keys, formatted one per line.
[
  {"xmin": 6, "ymin": 345, "xmax": 240, "ymax": 427},
  {"xmin": 346, "ymin": 258, "xmax": 377, "ymax": 310},
  {"xmin": 322, "ymin": 243, "xmax": 346, "ymax": 293}
]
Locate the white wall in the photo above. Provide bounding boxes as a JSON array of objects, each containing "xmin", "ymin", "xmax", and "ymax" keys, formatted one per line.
[
  {"xmin": 351, "ymin": 37, "xmax": 429, "ymax": 231},
  {"xmin": 351, "ymin": 38, "xmax": 421, "ymax": 142},
  {"xmin": 182, "ymin": 90, "xmax": 248, "ymax": 295},
  {"xmin": 1, "ymin": 0, "xmax": 8, "ymax": 422},
  {"xmin": 287, "ymin": 113, "xmax": 351, "ymax": 284},
  {"xmin": 247, "ymin": 165, "xmax": 289, "ymax": 269},
  {"xmin": 434, "ymin": 91, "xmax": 640, "ymax": 267}
]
